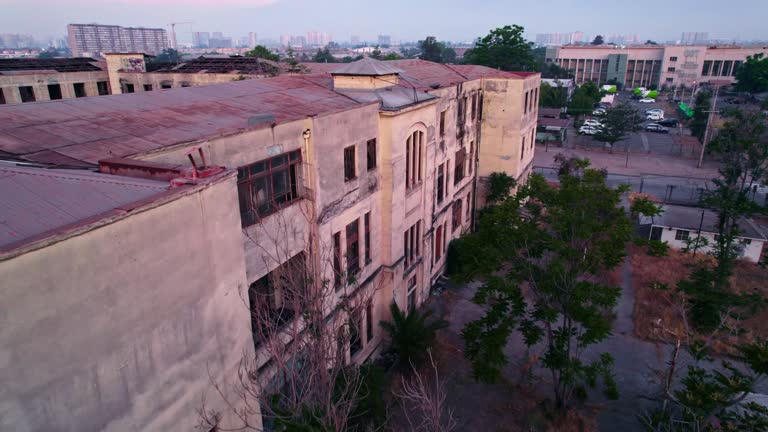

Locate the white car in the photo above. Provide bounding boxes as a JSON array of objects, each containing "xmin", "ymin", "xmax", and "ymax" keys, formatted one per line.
[
  {"xmin": 578, "ymin": 125, "xmax": 600, "ymax": 135},
  {"xmin": 645, "ymin": 108, "xmax": 664, "ymax": 115},
  {"xmin": 647, "ymin": 113, "xmax": 663, "ymax": 121},
  {"xmin": 639, "ymin": 98, "xmax": 656, "ymax": 103},
  {"xmin": 583, "ymin": 119, "xmax": 604, "ymax": 128},
  {"xmin": 592, "ymin": 108, "xmax": 607, "ymax": 116}
]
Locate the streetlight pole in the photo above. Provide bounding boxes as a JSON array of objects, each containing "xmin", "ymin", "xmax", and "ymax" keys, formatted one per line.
[{"xmin": 697, "ymin": 84, "xmax": 720, "ymax": 168}]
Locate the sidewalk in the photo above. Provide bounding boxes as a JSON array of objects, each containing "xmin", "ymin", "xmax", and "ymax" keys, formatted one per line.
[{"xmin": 534, "ymin": 144, "xmax": 722, "ymax": 179}]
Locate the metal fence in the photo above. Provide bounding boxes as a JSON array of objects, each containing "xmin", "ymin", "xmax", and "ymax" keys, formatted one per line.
[
  {"xmin": 532, "ymin": 166, "xmax": 716, "ymax": 205},
  {"xmin": 571, "ymin": 134, "xmax": 700, "ymax": 159}
]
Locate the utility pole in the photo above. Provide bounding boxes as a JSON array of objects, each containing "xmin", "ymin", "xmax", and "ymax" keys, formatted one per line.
[{"xmin": 697, "ymin": 84, "xmax": 720, "ymax": 168}]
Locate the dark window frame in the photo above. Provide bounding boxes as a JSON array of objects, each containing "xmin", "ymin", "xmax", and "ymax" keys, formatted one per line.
[
  {"xmin": 452, "ymin": 199, "xmax": 463, "ymax": 232},
  {"xmin": 97, "ymin": 81, "xmax": 109, "ymax": 95},
  {"xmin": 365, "ymin": 302, "xmax": 374, "ymax": 342},
  {"xmin": 19, "ymin": 86, "xmax": 35, "ymax": 103},
  {"xmin": 675, "ymin": 229, "xmax": 690, "ymax": 241},
  {"xmin": 47, "ymin": 84, "xmax": 62, "ymax": 100},
  {"xmin": 143, "ymin": 84, "xmax": 153, "ymax": 91},
  {"xmin": 366, "ymin": 139, "xmax": 377, "ymax": 171},
  {"xmin": 346, "ymin": 219, "xmax": 360, "ymax": 276},
  {"xmin": 364, "ymin": 212, "xmax": 372, "ymax": 264},
  {"xmin": 439, "ymin": 110, "xmax": 446, "ymax": 136},
  {"xmin": 0, "ymin": 88, "xmax": 5, "ymax": 104},
  {"xmin": 344, "ymin": 145, "xmax": 357, "ymax": 181},
  {"xmin": 73, "ymin": 82, "xmax": 86, "ymax": 98},
  {"xmin": 436, "ymin": 163, "xmax": 445, "ymax": 204},
  {"xmin": 454, "ymin": 148, "xmax": 466, "ymax": 185},
  {"xmin": 237, "ymin": 150, "xmax": 302, "ymax": 226},
  {"xmin": 333, "ymin": 232, "xmax": 342, "ymax": 289}
]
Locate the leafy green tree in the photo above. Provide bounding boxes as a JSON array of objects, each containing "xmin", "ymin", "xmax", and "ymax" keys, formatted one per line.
[
  {"xmin": 419, "ymin": 36, "xmax": 444, "ymax": 63},
  {"xmin": 383, "ymin": 52, "xmax": 402, "ymax": 60},
  {"xmin": 312, "ymin": 47, "xmax": 337, "ymax": 63},
  {"xmin": 641, "ymin": 340, "xmax": 768, "ymax": 431},
  {"xmin": 567, "ymin": 82, "xmax": 602, "ymax": 120},
  {"xmin": 370, "ymin": 46, "xmax": 383, "ymax": 60},
  {"xmin": 464, "ymin": 25, "xmax": 537, "ymax": 71},
  {"xmin": 459, "ymin": 157, "xmax": 632, "ymax": 410},
  {"xmin": 154, "ymin": 48, "xmax": 181, "ymax": 64},
  {"xmin": 38, "ymin": 48, "xmax": 60, "ymax": 59},
  {"xmin": 442, "ymin": 47, "xmax": 457, "ymax": 63},
  {"xmin": 592, "ymin": 35, "xmax": 604, "ymax": 45},
  {"xmin": 380, "ymin": 302, "xmax": 448, "ymax": 374},
  {"xmin": 485, "ymin": 172, "xmax": 517, "ymax": 205},
  {"xmin": 539, "ymin": 81, "xmax": 568, "ymax": 108},
  {"xmin": 593, "ymin": 103, "xmax": 643, "ymax": 152},
  {"xmin": 645, "ymin": 40, "xmax": 658, "ymax": 45},
  {"xmin": 689, "ymin": 90, "xmax": 712, "ymax": 143},
  {"xmin": 244, "ymin": 45, "xmax": 280, "ymax": 62},
  {"xmin": 735, "ymin": 53, "xmax": 768, "ymax": 95}
]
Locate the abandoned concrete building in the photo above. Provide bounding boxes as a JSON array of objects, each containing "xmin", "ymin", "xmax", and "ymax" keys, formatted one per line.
[
  {"xmin": 0, "ymin": 57, "xmax": 110, "ymax": 104},
  {"xmin": 0, "ymin": 57, "xmax": 539, "ymax": 431}
]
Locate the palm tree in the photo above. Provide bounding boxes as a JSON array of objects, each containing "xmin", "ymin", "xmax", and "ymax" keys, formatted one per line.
[{"xmin": 380, "ymin": 302, "xmax": 448, "ymax": 373}]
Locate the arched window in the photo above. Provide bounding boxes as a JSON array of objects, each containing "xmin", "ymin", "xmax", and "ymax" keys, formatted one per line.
[{"xmin": 405, "ymin": 130, "xmax": 424, "ymax": 190}]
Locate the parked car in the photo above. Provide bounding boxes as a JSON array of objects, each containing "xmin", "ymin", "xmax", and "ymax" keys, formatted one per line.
[
  {"xmin": 657, "ymin": 118, "xmax": 679, "ymax": 127},
  {"xmin": 639, "ymin": 98, "xmax": 656, "ymax": 103},
  {"xmin": 583, "ymin": 119, "xmax": 604, "ymax": 128},
  {"xmin": 647, "ymin": 113, "xmax": 664, "ymax": 121},
  {"xmin": 645, "ymin": 123, "xmax": 669, "ymax": 133},
  {"xmin": 592, "ymin": 108, "xmax": 607, "ymax": 116},
  {"xmin": 579, "ymin": 125, "xmax": 600, "ymax": 135},
  {"xmin": 645, "ymin": 108, "xmax": 663, "ymax": 114}
]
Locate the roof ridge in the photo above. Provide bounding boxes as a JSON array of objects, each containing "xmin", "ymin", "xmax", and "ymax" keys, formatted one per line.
[{"xmin": 0, "ymin": 165, "xmax": 167, "ymax": 190}]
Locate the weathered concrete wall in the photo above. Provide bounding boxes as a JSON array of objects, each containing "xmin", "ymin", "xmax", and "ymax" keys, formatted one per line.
[
  {"xmin": 656, "ymin": 226, "xmax": 765, "ymax": 263},
  {"xmin": 0, "ymin": 173, "xmax": 256, "ymax": 432},
  {"xmin": 478, "ymin": 75, "xmax": 539, "ymax": 186},
  {"xmin": 105, "ymin": 54, "xmax": 146, "ymax": 95},
  {"xmin": 0, "ymin": 70, "xmax": 109, "ymax": 104},
  {"xmin": 137, "ymin": 119, "xmax": 312, "ymax": 286}
]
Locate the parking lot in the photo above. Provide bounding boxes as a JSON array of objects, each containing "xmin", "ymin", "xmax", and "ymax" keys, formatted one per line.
[{"xmin": 574, "ymin": 91, "xmax": 701, "ymax": 158}]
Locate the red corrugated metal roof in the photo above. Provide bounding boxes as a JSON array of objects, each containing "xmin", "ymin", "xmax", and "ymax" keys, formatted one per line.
[
  {"xmin": 0, "ymin": 75, "xmax": 363, "ymax": 166},
  {"xmin": 0, "ymin": 163, "xmax": 170, "ymax": 252}
]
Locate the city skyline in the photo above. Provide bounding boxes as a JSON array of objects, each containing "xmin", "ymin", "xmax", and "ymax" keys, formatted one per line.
[{"xmin": 2, "ymin": 0, "xmax": 766, "ymax": 45}]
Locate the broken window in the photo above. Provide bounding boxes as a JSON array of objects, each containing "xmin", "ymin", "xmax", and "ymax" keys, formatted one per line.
[
  {"xmin": 403, "ymin": 221, "xmax": 421, "ymax": 268},
  {"xmin": 434, "ymin": 224, "xmax": 443, "ymax": 263},
  {"xmin": 452, "ymin": 199, "xmax": 463, "ymax": 232},
  {"xmin": 143, "ymin": 84, "xmax": 153, "ymax": 91},
  {"xmin": 124, "ymin": 83, "xmax": 135, "ymax": 93},
  {"xmin": 237, "ymin": 150, "xmax": 302, "ymax": 226},
  {"xmin": 73, "ymin": 83, "xmax": 86, "ymax": 98},
  {"xmin": 0, "ymin": 88, "xmax": 5, "ymax": 104},
  {"xmin": 344, "ymin": 145, "xmax": 356, "ymax": 181},
  {"xmin": 436, "ymin": 163, "xmax": 444, "ymax": 204},
  {"xmin": 346, "ymin": 219, "xmax": 360, "ymax": 277},
  {"xmin": 407, "ymin": 276, "xmax": 417, "ymax": 313},
  {"xmin": 349, "ymin": 314, "xmax": 362, "ymax": 357},
  {"xmin": 524, "ymin": 91, "xmax": 529, "ymax": 114},
  {"xmin": 366, "ymin": 139, "xmax": 377, "ymax": 171},
  {"xmin": 366, "ymin": 302, "xmax": 374, "ymax": 342},
  {"xmin": 439, "ymin": 110, "xmax": 446, "ymax": 136},
  {"xmin": 333, "ymin": 232, "xmax": 342, "ymax": 289},
  {"xmin": 364, "ymin": 212, "xmax": 372, "ymax": 264},
  {"xmin": 19, "ymin": 86, "xmax": 35, "ymax": 103},
  {"xmin": 454, "ymin": 147, "xmax": 465, "ymax": 185},
  {"xmin": 468, "ymin": 141, "xmax": 474, "ymax": 174},
  {"xmin": 466, "ymin": 192, "xmax": 472, "ymax": 222},
  {"xmin": 47, "ymin": 84, "xmax": 62, "ymax": 100},
  {"xmin": 97, "ymin": 81, "xmax": 109, "ymax": 95},
  {"xmin": 471, "ymin": 93, "xmax": 477, "ymax": 120},
  {"xmin": 405, "ymin": 131, "xmax": 423, "ymax": 190}
]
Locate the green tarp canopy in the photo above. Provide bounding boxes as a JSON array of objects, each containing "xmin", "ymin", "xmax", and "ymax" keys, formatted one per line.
[{"xmin": 678, "ymin": 103, "xmax": 694, "ymax": 118}]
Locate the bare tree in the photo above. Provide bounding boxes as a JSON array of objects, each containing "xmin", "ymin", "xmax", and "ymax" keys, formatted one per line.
[
  {"xmin": 395, "ymin": 350, "xmax": 457, "ymax": 432},
  {"xmin": 199, "ymin": 200, "xmax": 385, "ymax": 432}
]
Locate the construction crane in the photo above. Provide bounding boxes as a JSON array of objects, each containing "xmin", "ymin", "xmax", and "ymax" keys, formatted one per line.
[{"xmin": 167, "ymin": 22, "xmax": 192, "ymax": 50}]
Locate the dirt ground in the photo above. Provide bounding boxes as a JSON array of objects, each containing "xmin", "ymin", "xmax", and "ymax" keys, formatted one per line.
[
  {"xmin": 395, "ymin": 287, "xmax": 599, "ymax": 432},
  {"xmin": 630, "ymin": 244, "xmax": 768, "ymax": 355}
]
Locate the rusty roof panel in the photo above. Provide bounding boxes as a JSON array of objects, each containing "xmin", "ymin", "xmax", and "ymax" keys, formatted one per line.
[
  {"xmin": 0, "ymin": 76, "xmax": 364, "ymax": 166},
  {"xmin": 0, "ymin": 164, "xmax": 168, "ymax": 250}
]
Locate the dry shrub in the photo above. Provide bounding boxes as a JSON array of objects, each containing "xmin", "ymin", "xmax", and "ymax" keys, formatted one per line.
[{"xmin": 631, "ymin": 244, "xmax": 768, "ymax": 355}]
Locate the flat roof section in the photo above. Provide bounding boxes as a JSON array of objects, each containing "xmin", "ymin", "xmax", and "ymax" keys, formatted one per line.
[{"xmin": 0, "ymin": 163, "xmax": 170, "ymax": 252}]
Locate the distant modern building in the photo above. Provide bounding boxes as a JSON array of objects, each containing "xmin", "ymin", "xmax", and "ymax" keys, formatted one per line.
[
  {"xmin": 377, "ymin": 34, "xmax": 391, "ymax": 46},
  {"xmin": 0, "ymin": 33, "xmax": 36, "ymax": 49},
  {"xmin": 67, "ymin": 23, "xmax": 169, "ymax": 57},
  {"xmin": 248, "ymin": 32, "xmax": 258, "ymax": 48},
  {"xmin": 192, "ymin": 31, "xmax": 210, "ymax": 48},
  {"xmin": 208, "ymin": 37, "xmax": 233, "ymax": 49},
  {"xmin": 306, "ymin": 32, "xmax": 331, "ymax": 46},
  {"xmin": 545, "ymin": 44, "xmax": 768, "ymax": 88},
  {"xmin": 681, "ymin": 32, "xmax": 709, "ymax": 45},
  {"xmin": 535, "ymin": 32, "xmax": 585, "ymax": 47},
  {"xmin": 350, "ymin": 35, "xmax": 361, "ymax": 46}
]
